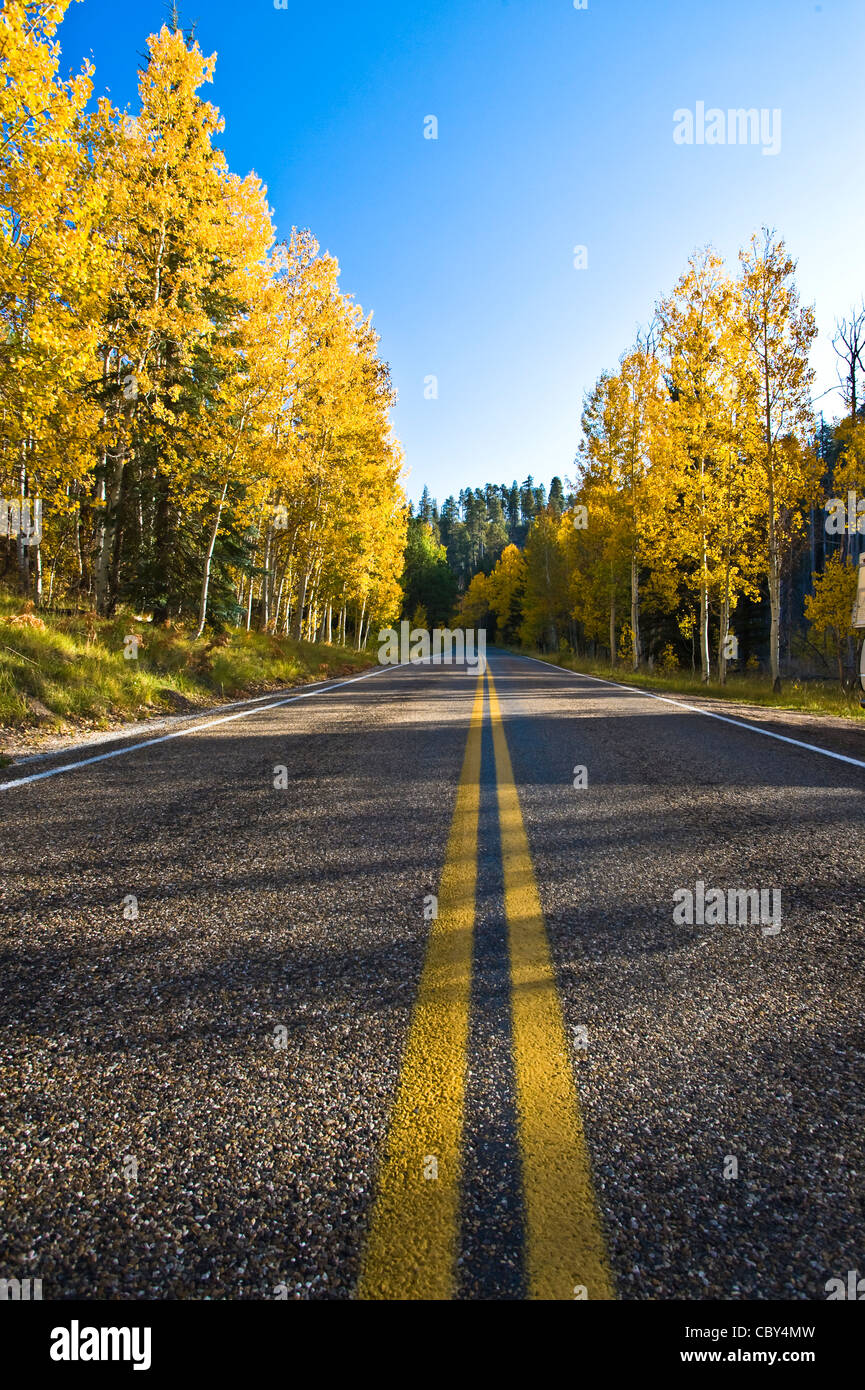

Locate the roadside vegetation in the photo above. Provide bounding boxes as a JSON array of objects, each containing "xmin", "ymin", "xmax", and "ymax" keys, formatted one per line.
[
  {"xmin": 0, "ymin": 593, "xmax": 372, "ymax": 742},
  {"xmin": 519, "ymin": 647, "xmax": 865, "ymax": 721}
]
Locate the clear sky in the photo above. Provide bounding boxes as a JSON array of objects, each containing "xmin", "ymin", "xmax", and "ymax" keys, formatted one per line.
[{"xmin": 60, "ymin": 0, "xmax": 865, "ymax": 506}]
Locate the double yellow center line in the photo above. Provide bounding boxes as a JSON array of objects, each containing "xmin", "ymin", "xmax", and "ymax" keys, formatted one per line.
[{"xmin": 358, "ymin": 665, "xmax": 614, "ymax": 1301}]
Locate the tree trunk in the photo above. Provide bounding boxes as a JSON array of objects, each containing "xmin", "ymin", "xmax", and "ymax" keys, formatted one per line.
[
  {"xmin": 630, "ymin": 551, "xmax": 641, "ymax": 670},
  {"xmin": 719, "ymin": 560, "xmax": 731, "ymax": 686},
  {"xmin": 609, "ymin": 585, "xmax": 616, "ymax": 667},
  {"xmin": 151, "ymin": 475, "xmax": 173, "ymax": 624},
  {"xmin": 96, "ymin": 448, "xmax": 128, "ymax": 615},
  {"xmin": 699, "ymin": 581, "xmax": 710, "ymax": 684},
  {"xmin": 768, "ymin": 549, "xmax": 782, "ymax": 692},
  {"xmin": 73, "ymin": 500, "xmax": 83, "ymax": 587},
  {"xmin": 262, "ymin": 526, "xmax": 272, "ymax": 630},
  {"xmin": 17, "ymin": 456, "xmax": 30, "ymax": 596},
  {"xmin": 195, "ymin": 481, "xmax": 228, "ymax": 638},
  {"xmin": 246, "ymin": 569, "xmax": 255, "ymax": 631},
  {"xmin": 767, "ymin": 467, "xmax": 782, "ymax": 692},
  {"xmin": 293, "ymin": 568, "xmax": 310, "ymax": 641},
  {"xmin": 763, "ymin": 323, "xmax": 782, "ymax": 693}
]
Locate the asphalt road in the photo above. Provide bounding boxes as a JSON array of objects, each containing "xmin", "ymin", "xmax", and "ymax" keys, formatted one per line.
[{"xmin": 0, "ymin": 651, "xmax": 862, "ymax": 1300}]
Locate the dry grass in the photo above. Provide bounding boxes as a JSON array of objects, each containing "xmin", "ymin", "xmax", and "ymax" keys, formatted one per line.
[
  {"xmin": 0, "ymin": 593, "xmax": 373, "ymax": 736},
  {"xmin": 519, "ymin": 649, "xmax": 865, "ymax": 722}
]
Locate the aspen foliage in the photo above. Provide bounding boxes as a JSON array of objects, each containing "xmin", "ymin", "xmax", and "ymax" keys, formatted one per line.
[
  {"xmin": 466, "ymin": 234, "xmax": 836, "ymax": 689},
  {"xmin": 0, "ymin": 7, "xmax": 405, "ymax": 641}
]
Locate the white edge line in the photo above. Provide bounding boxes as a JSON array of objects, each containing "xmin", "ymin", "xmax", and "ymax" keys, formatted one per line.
[
  {"xmin": 5, "ymin": 679, "xmax": 349, "ymax": 768},
  {"xmin": 0, "ymin": 662, "xmax": 410, "ymax": 791},
  {"xmin": 507, "ymin": 651, "xmax": 865, "ymax": 773}
]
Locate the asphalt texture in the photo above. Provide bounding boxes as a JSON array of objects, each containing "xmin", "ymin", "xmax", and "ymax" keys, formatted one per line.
[{"xmin": 0, "ymin": 650, "xmax": 862, "ymax": 1300}]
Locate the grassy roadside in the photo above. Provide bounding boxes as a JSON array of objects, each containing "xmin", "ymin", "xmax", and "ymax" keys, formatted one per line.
[
  {"xmin": 512, "ymin": 647, "xmax": 865, "ymax": 722},
  {"xmin": 0, "ymin": 594, "xmax": 375, "ymax": 755}
]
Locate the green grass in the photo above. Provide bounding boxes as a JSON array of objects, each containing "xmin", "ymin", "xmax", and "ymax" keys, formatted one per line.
[
  {"xmin": 514, "ymin": 648, "xmax": 865, "ymax": 722},
  {"xmin": 0, "ymin": 593, "xmax": 373, "ymax": 735}
]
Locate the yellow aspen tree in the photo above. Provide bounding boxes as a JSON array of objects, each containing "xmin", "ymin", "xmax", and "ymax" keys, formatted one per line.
[
  {"xmin": 561, "ymin": 480, "xmax": 629, "ymax": 662},
  {"xmin": 96, "ymin": 24, "xmax": 272, "ymax": 619},
  {"xmin": 518, "ymin": 510, "xmax": 568, "ymax": 650},
  {"xmin": 617, "ymin": 343, "xmax": 664, "ymax": 668},
  {"xmin": 738, "ymin": 230, "xmax": 820, "ymax": 691},
  {"xmin": 0, "ymin": 0, "xmax": 109, "ymax": 599},
  {"xmin": 577, "ymin": 356, "xmax": 661, "ymax": 668},
  {"xmin": 832, "ymin": 417, "xmax": 865, "ymax": 562},
  {"xmin": 486, "ymin": 543, "xmax": 527, "ymax": 645},
  {"xmin": 805, "ymin": 552, "xmax": 861, "ymax": 685},
  {"xmin": 192, "ymin": 175, "xmax": 275, "ymax": 636},
  {"xmin": 457, "ymin": 571, "xmax": 492, "ymax": 628},
  {"xmin": 655, "ymin": 249, "xmax": 737, "ymax": 683}
]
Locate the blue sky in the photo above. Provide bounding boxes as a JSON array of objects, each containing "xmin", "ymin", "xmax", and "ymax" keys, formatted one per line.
[{"xmin": 61, "ymin": 0, "xmax": 865, "ymax": 506}]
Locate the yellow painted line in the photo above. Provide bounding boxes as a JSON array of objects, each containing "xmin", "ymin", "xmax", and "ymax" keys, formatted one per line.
[
  {"xmin": 487, "ymin": 667, "xmax": 615, "ymax": 1301},
  {"xmin": 357, "ymin": 668, "xmax": 485, "ymax": 1300}
]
